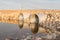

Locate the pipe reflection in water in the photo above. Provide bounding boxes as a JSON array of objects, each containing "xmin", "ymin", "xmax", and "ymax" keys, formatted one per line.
[
  {"xmin": 29, "ymin": 14, "xmax": 39, "ymax": 34},
  {"xmin": 18, "ymin": 13, "xmax": 24, "ymax": 29}
]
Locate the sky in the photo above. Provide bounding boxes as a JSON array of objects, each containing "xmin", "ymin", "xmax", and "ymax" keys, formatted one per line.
[{"xmin": 0, "ymin": 0, "xmax": 60, "ymax": 10}]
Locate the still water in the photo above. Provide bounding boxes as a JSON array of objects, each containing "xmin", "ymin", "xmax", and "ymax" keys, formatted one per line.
[
  {"xmin": 0, "ymin": 22, "xmax": 60, "ymax": 40},
  {"xmin": 0, "ymin": 22, "xmax": 37, "ymax": 40}
]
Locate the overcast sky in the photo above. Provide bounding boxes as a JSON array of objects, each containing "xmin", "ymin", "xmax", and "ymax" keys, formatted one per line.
[{"xmin": 0, "ymin": 0, "xmax": 60, "ymax": 10}]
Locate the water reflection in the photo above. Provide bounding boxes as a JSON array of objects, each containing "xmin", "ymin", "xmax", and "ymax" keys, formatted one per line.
[{"xmin": 0, "ymin": 22, "xmax": 60, "ymax": 40}]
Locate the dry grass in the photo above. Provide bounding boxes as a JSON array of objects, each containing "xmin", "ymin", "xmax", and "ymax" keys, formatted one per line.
[{"xmin": 0, "ymin": 10, "xmax": 60, "ymax": 24}]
